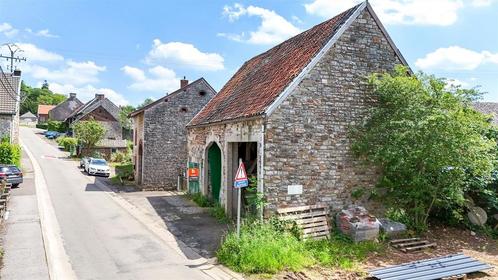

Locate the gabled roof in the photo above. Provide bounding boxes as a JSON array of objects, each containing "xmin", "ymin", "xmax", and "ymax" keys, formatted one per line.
[
  {"xmin": 37, "ymin": 104, "xmax": 56, "ymax": 115},
  {"xmin": 20, "ymin": 111, "xmax": 37, "ymax": 119},
  {"xmin": 66, "ymin": 95, "xmax": 120, "ymax": 122},
  {"xmin": 129, "ymin": 77, "xmax": 216, "ymax": 117},
  {"xmin": 49, "ymin": 94, "xmax": 84, "ymax": 121},
  {"xmin": 189, "ymin": 2, "xmax": 408, "ymax": 127},
  {"xmin": 0, "ymin": 72, "xmax": 21, "ymax": 115},
  {"xmin": 473, "ymin": 102, "xmax": 498, "ymax": 125}
]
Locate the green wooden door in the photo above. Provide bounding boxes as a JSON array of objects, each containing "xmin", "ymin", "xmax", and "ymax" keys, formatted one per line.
[{"xmin": 208, "ymin": 144, "xmax": 222, "ymax": 202}]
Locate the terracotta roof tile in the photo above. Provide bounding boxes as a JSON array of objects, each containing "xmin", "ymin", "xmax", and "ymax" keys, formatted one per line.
[
  {"xmin": 189, "ymin": 5, "xmax": 359, "ymax": 126},
  {"xmin": 37, "ymin": 104, "xmax": 56, "ymax": 115}
]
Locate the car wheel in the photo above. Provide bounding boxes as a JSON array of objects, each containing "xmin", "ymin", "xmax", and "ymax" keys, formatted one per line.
[{"xmin": 12, "ymin": 184, "xmax": 19, "ymax": 188}]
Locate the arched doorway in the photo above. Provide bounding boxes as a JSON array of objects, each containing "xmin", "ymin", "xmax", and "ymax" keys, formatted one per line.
[
  {"xmin": 207, "ymin": 143, "xmax": 222, "ymax": 202},
  {"xmin": 137, "ymin": 141, "xmax": 143, "ymax": 185}
]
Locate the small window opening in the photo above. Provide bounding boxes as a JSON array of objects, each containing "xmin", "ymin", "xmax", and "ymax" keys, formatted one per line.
[
  {"xmin": 164, "ymin": 98, "xmax": 168, "ymax": 102},
  {"xmin": 199, "ymin": 91, "xmax": 207, "ymax": 96},
  {"xmin": 180, "ymin": 107, "xmax": 188, "ymax": 113}
]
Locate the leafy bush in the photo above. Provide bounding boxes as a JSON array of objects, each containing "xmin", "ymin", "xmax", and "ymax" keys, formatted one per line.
[
  {"xmin": 36, "ymin": 123, "xmax": 48, "ymax": 130},
  {"xmin": 115, "ymin": 163, "xmax": 134, "ymax": 181},
  {"xmin": 73, "ymin": 119, "xmax": 105, "ymax": 153},
  {"xmin": 217, "ymin": 221, "xmax": 313, "ymax": 274},
  {"xmin": 47, "ymin": 120, "xmax": 66, "ymax": 132},
  {"xmin": 187, "ymin": 192, "xmax": 214, "ymax": 207},
  {"xmin": 352, "ymin": 66, "xmax": 496, "ymax": 232},
  {"xmin": 110, "ymin": 151, "xmax": 125, "ymax": 163},
  {"xmin": 57, "ymin": 137, "xmax": 78, "ymax": 152},
  {"xmin": 0, "ymin": 141, "xmax": 21, "ymax": 167},
  {"xmin": 209, "ymin": 203, "xmax": 229, "ymax": 223}
]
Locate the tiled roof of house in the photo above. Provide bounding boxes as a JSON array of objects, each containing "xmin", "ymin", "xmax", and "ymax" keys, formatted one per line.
[
  {"xmin": 66, "ymin": 94, "xmax": 120, "ymax": 122},
  {"xmin": 129, "ymin": 78, "xmax": 215, "ymax": 117},
  {"xmin": 473, "ymin": 102, "xmax": 498, "ymax": 125},
  {"xmin": 49, "ymin": 94, "xmax": 84, "ymax": 121},
  {"xmin": 0, "ymin": 72, "xmax": 21, "ymax": 115},
  {"xmin": 37, "ymin": 104, "xmax": 56, "ymax": 115},
  {"xmin": 188, "ymin": 4, "xmax": 359, "ymax": 126}
]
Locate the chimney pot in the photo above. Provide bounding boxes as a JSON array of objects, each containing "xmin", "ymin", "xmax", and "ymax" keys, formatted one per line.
[
  {"xmin": 180, "ymin": 76, "xmax": 188, "ymax": 88},
  {"xmin": 95, "ymin": 93, "xmax": 105, "ymax": 100},
  {"xmin": 69, "ymin": 93, "xmax": 77, "ymax": 98},
  {"xmin": 13, "ymin": 70, "xmax": 21, "ymax": 77}
]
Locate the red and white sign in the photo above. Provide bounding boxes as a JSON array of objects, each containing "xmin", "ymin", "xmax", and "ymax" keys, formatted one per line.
[{"xmin": 234, "ymin": 162, "xmax": 248, "ymax": 188}]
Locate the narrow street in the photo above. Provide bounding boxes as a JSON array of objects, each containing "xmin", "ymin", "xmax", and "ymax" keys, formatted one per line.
[{"xmin": 10, "ymin": 127, "xmax": 217, "ymax": 280}]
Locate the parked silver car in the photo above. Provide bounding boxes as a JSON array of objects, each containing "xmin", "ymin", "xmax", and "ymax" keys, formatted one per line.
[
  {"xmin": 0, "ymin": 165, "xmax": 23, "ymax": 187},
  {"xmin": 85, "ymin": 158, "xmax": 110, "ymax": 177},
  {"xmin": 79, "ymin": 157, "xmax": 89, "ymax": 168}
]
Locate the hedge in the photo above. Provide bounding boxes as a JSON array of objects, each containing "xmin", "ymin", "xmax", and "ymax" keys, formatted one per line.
[
  {"xmin": 0, "ymin": 142, "xmax": 21, "ymax": 167},
  {"xmin": 36, "ymin": 123, "xmax": 48, "ymax": 130}
]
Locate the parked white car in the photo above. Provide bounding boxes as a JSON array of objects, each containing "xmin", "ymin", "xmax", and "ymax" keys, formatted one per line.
[
  {"xmin": 85, "ymin": 158, "xmax": 111, "ymax": 177},
  {"xmin": 80, "ymin": 157, "xmax": 89, "ymax": 168}
]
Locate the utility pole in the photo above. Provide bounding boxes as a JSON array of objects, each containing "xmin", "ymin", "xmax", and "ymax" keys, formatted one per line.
[{"xmin": 0, "ymin": 43, "xmax": 26, "ymax": 72}]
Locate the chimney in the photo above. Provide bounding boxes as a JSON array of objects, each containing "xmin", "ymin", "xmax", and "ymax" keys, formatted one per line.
[
  {"xmin": 13, "ymin": 70, "xmax": 21, "ymax": 77},
  {"xmin": 180, "ymin": 76, "xmax": 188, "ymax": 88},
  {"xmin": 69, "ymin": 93, "xmax": 77, "ymax": 98},
  {"xmin": 95, "ymin": 93, "xmax": 105, "ymax": 100}
]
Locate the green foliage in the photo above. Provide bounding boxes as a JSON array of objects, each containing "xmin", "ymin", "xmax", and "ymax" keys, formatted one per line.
[
  {"xmin": 244, "ymin": 176, "xmax": 266, "ymax": 217},
  {"xmin": 73, "ymin": 119, "xmax": 106, "ymax": 152},
  {"xmin": 119, "ymin": 105, "xmax": 135, "ymax": 131},
  {"xmin": 187, "ymin": 192, "xmax": 214, "ymax": 207},
  {"xmin": 47, "ymin": 120, "xmax": 66, "ymax": 132},
  {"xmin": 137, "ymin": 98, "xmax": 154, "ymax": 109},
  {"xmin": 0, "ymin": 142, "xmax": 21, "ymax": 166},
  {"xmin": 352, "ymin": 66, "xmax": 497, "ymax": 232},
  {"xmin": 20, "ymin": 81, "xmax": 66, "ymax": 115},
  {"xmin": 305, "ymin": 232, "xmax": 382, "ymax": 270},
  {"xmin": 115, "ymin": 163, "xmax": 134, "ymax": 181},
  {"xmin": 56, "ymin": 137, "xmax": 78, "ymax": 152},
  {"xmin": 209, "ymin": 203, "xmax": 230, "ymax": 223},
  {"xmin": 36, "ymin": 123, "xmax": 48, "ymax": 130},
  {"xmin": 110, "ymin": 151, "xmax": 130, "ymax": 163},
  {"xmin": 217, "ymin": 221, "xmax": 313, "ymax": 274}
]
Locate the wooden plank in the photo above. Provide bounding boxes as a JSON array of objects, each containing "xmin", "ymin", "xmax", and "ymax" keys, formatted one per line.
[
  {"xmin": 392, "ymin": 240, "xmax": 430, "ymax": 248},
  {"xmin": 390, "ymin": 238, "xmax": 421, "ymax": 244},
  {"xmin": 294, "ymin": 216, "xmax": 328, "ymax": 225},
  {"xmin": 401, "ymin": 243, "xmax": 437, "ymax": 253},
  {"xmin": 279, "ymin": 211, "xmax": 328, "ymax": 220},
  {"xmin": 301, "ymin": 221, "xmax": 328, "ymax": 229},
  {"xmin": 277, "ymin": 204, "xmax": 328, "ymax": 214},
  {"xmin": 303, "ymin": 225, "xmax": 330, "ymax": 234}
]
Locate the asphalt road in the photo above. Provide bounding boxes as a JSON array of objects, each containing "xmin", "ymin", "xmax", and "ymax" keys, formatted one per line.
[{"xmin": 20, "ymin": 127, "xmax": 213, "ymax": 280}]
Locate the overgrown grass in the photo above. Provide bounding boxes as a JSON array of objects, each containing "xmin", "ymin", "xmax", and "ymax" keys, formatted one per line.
[
  {"xmin": 209, "ymin": 203, "xmax": 229, "ymax": 223},
  {"xmin": 186, "ymin": 192, "xmax": 214, "ymax": 207},
  {"xmin": 217, "ymin": 220, "xmax": 382, "ymax": 274}
]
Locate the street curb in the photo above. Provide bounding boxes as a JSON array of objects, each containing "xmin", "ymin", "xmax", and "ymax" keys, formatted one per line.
[
  {"xmin": 21, "ymin": 142, "xmax": 78, "ymax": 280},
  {"xmin": 93, "ymin": 180, "xmax": 244, "ymax": 280}
]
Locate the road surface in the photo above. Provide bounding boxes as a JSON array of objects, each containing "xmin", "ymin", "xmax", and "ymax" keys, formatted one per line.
[{"xmin": 19, "ymin": 127, "xmax": 213, "ymax": 280}]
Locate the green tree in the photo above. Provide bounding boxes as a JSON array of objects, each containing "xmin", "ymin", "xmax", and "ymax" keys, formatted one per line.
[
  {"xmin": 20, "ymin": 81, "xmax": 67, "ymax": 115},
  {"xmin": 73, "ymin": 119, "xmax": 106, "ymax": 153},
  {"xmin": 137, "ymin": 98, "xmax": 154, "ymax": 109},
  {"xmin": 352, "ymin": 66, "xmax": 496, "ymax": 232},
  {"xmin": 119, "ymin": 105, "xmax": 135, "ymax": 130}
]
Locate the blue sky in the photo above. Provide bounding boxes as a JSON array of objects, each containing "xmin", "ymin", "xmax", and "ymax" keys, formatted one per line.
[{"xmin": 1, "ymin": 0, "xmax": 497, "ymax": 106}]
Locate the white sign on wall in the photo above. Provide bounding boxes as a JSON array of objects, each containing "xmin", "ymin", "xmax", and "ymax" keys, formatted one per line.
[{"xmin": 287, "ymin": 185, "xmax": 303, "ymax": 195}]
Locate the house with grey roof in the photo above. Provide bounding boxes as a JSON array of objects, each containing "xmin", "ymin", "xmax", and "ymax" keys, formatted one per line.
[
  {"xmin": 473, "ymin": 102, "xmax": 498, "ymax": 125},
  {"xmin": 20, "ymin": 111, "xmax": 37, "ymax": 126},
  {"xmin": 130, "ymin": 77, "xmax": 216, "ymax": 189},
  {"xmin": 49, "ymin": 93, "xmax": 83, "ymax": 121},
  {"xmin": 66, "ymin": 93, "xmax": 126, "ymax": 158},
  {"xmin": 187, "ymin": 1, "xmax": 408, "ymax": 217},
  {"xmin": 0, "ymin": 70, "xmax": 21, "ymax": 143}
]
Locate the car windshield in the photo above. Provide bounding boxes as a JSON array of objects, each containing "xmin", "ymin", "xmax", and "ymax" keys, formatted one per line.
[{"xmin": 92, "ymin": 159, "xmax": 107, "ymax": 165}]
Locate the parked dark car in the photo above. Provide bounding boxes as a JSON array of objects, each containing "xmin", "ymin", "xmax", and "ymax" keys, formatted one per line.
[{"xmin": 0, "ymin": 165, "xmax": 23, "ymax": 187}]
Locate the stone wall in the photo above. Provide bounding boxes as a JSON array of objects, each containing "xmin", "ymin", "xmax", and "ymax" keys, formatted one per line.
[
  {"xmin": 264, "ymin": 9, "xmax": 402, "ymax": 213},
  {"xmin": 0, "ymin": 115, "xmax": 13, "ymax": 141},
  {"xmin": 132, "ymin": 113, "xmax": 144, "ymax": 182},
  {"xmin": 187, "ymin": 118, "xmax": 264, "ymax": 215},
  {"xmin": 141, "ymin": 80, "xmax": 216, "ymax": 190},
  {"xmin": 100, "ymin": 121, "xmax": 122, "ymax": 140}
]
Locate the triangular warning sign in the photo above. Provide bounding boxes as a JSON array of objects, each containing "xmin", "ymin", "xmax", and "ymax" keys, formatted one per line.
[{"xmin": 235, "ymin": 162, "xmax": 248, "ymax": 181}]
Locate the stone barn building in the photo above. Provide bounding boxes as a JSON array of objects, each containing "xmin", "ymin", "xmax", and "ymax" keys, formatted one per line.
[
  {"xmin": 66, "ymin": 93, "xmax": 127, "ymax": 158},
  {"xmin": 186, "ymin": 2, "xmax": 409, "ymax": 217},
  {"xmin": 49, "ymin": 92, "xmax": 83, "ymax": 121},
  {"xmin": 130, "ymin": 78, "xmax": 216, "ymax": 189},
  {"xmin": 19, "ymin": 112, "xmax": 38, "ymax": 126}
]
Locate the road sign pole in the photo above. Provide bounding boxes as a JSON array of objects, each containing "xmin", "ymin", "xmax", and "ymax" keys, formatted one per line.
[{"xmin": 237, "ymin": 158, "xmax": 242, "ymax": 238}]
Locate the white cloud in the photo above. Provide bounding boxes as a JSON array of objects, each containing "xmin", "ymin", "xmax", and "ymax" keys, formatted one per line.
[
  {"xmin": 304, "ymin": 0, "xmax": 470, "ymax": 26},
  {"xmin": 0, "ymin": 22, "xmax": 19, "ymax": 37},
  {"xmin": 25, "ymin": 60, "xmax": 106, "ymax": 85},
  {"xmin": 49, "ymin": 83, "xmax": 128, "ymax": 106},
  {"xmin": 122, "ymin": 65, "xmax": 180, "ymax": 92},
  {"xmin": 220, "ymin": 4, "xmax": 301, "ymax": 45},
  {"xmin": 26, "ymin": 28, "xmax": 59, "ymax": 38},
  {"xmin": 0, "ymin": 43, "xmax": 64, "ymax": 63},
  {"xmin": 145, "ymin": 40, "xmax": 224, "ymax": 71},
  {"xmin": 415, "ymin": 46, "xmax": 498, "ymax": 71}
]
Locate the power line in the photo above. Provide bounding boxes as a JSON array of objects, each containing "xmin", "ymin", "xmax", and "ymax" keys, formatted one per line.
[{"xmin": 0, "ymin": 43, "xmax": 26, "ymax": 72}]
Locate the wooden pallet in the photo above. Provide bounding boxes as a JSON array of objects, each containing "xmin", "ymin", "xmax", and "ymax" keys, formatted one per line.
[
  {"xmin": 390, "ymin": 238, "xmax": 436, "ymax": 253},
  {"xmin": 277, "ymin": 204, "xmax": 331, "ymax": 240}
]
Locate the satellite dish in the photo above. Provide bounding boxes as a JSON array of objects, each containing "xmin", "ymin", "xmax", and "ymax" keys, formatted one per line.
[{"xmin": 468, "ymin": 206, "xmax": 487, "ymax": 226}]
